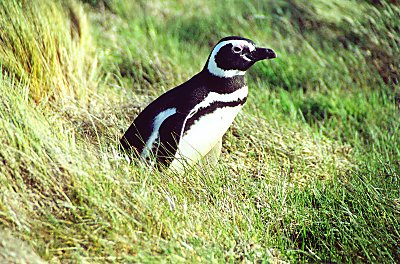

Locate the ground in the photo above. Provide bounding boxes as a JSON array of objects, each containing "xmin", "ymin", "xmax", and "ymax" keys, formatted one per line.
[{"xmin": 0, "ymin": 0, "xmax": 399, "ymax": 262}]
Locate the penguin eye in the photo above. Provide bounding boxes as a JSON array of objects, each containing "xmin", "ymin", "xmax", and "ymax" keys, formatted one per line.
[{"xmin": 232, "ymin": 46, "xmax": 242, "ymax": 53}]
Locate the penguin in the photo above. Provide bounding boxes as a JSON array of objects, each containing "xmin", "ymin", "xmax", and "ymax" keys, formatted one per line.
[{"xmin": 120, "ymin": 36, "xmax": 276, "ymax": 172}]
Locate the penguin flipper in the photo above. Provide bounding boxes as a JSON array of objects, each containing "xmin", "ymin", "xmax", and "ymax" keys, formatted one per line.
[
  {"xmin": 155, "ymin": 113, "xmax": 186, "ymax": 168},
  {"xmin": 120, "ymin": 124, "xmax": 144, "ymax": 157}
]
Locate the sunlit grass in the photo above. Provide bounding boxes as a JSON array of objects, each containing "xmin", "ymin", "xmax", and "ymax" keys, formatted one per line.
[
  {"xmin": 0, "ymin": 0, "xmax": 399, "ymax": 262},
  {"xmin": 0, "ymin": 0, "xmax": 97, "ymax": 104}
]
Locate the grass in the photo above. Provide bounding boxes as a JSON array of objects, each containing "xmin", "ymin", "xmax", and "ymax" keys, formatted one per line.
[{"xmin": 0, "ymin": 0, "xmax": 399, "ymax": 262}]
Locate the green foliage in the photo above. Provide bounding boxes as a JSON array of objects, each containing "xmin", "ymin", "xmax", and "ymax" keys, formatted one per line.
[
  {"xmin": 0, "ymin": 0, "xmax": 399, "ymax": 262},
  {"xmin": 0, "ymin": 0, "xmax": 97, "ymax": 103}
]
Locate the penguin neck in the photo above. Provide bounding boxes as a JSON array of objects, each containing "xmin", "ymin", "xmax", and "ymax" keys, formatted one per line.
[{"xmin": 200, "ymin": 69, "xmax": 247, "ymax": 94}]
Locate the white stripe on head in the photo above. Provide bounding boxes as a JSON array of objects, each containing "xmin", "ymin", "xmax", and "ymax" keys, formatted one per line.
[
  {"xmin": 241, "ymin": 54, "xmax": 252, "ymax": 62},
  {"xmin": 207, "ymin": 40, "xmax": 256, "ymax": 78},
  {"xmin": 141, "ymin": 108, "xmax": 176, "ymax": 158}
]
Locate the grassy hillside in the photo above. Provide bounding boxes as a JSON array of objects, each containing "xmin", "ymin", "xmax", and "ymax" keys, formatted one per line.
[{"xmin": 0, "ymin": 0, "xmax": 399, "ymax": 262}]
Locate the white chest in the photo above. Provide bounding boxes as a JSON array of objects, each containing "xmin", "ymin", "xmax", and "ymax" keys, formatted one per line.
[{"xmin": 169, "ymin": 105, "xmax": 243, "ymax": 171}]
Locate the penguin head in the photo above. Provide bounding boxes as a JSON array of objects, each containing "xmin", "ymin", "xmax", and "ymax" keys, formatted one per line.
[{"xmin": 205, "ymin": 36, "xmax": 276, "ymax": 78}]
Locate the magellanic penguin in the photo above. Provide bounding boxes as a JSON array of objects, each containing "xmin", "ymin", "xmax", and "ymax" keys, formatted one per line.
[{"xmin": 120, "ymin": 36, "xmax": 276, "ymax": 172}]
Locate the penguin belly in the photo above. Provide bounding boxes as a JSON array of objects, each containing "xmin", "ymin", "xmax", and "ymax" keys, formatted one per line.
[{"xmin": 169, "ymin": 105, "xmax": 243, "ymax": 172}]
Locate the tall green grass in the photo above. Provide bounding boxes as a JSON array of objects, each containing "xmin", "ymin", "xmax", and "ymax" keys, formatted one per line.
[
  {"xmin": 0, "ymin": 0, "xmax": 97, "ymax": 104},
  {"xmin": 0, "ymin": 0, "xmax": 399, "ymax": 262}
]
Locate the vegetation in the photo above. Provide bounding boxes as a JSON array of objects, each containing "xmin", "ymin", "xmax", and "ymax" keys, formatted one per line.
[{"xmin": 0, "ymin": 0, "xmax": 399, "ymax": 262}]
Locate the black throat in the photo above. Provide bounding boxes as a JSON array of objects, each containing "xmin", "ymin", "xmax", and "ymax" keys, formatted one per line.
[
  {"xmin": 182, "ymin": 69, "xmax": 248, "ymax": 137},
  {"xmin": 200, "ymin": 68, "xmax": 246, "ymax": 94}
]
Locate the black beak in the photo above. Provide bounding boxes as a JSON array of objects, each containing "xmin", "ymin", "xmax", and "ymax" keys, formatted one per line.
[{"xmin": 249, "ymin": 48, "xmax": 277, "ymax": 61}]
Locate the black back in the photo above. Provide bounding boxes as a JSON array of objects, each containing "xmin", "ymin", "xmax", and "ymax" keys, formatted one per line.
[
  {"xmin": 120, "ymin": 70, "xmax": 246, "ymax": 167},
  {"xmin": 119, "ymin": 36, "xmax": 264, "ymax": 168}
]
